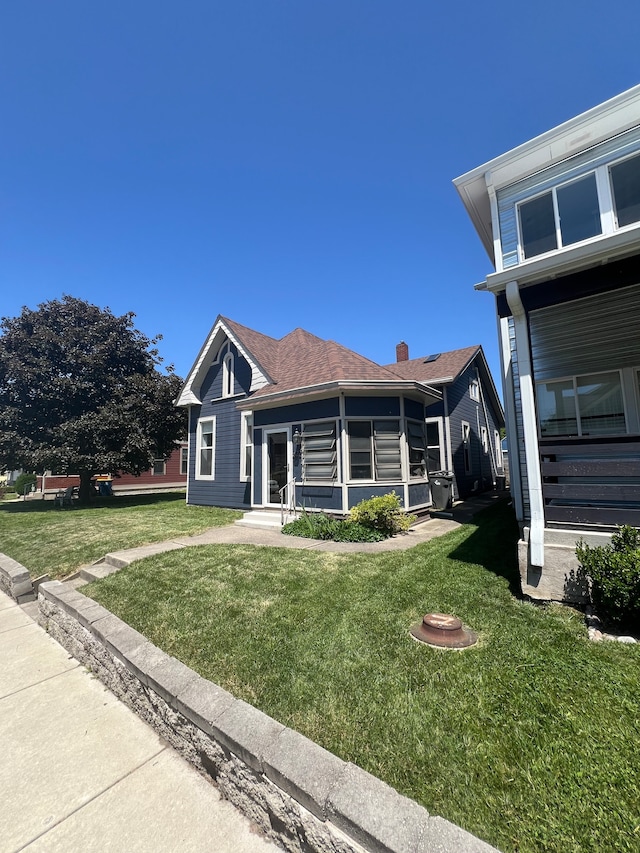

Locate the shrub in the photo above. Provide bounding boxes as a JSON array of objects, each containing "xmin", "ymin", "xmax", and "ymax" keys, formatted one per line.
[
  {"xmin": 348, "ymin": 491, "xmax": 416, "ymax": 536},
  {"xmin": 14, "ymin": 472, "xmax": 37, "ymax": 496},
  {"xmin": 282, "ymin": 512, "xmax": 386, "ymax": 542},
  {"xmin": 576, "ymin": 525, "xmax": 640, "ymax": 634}
]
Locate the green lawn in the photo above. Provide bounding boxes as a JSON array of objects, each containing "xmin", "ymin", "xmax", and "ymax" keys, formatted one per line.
[
  {"xmin": 82, "ymin": 501, "xmax": 640, "ymax": 853},
  {"xmin": 0, "ymin": 493, "xmax": 242, "ymax": 578}
]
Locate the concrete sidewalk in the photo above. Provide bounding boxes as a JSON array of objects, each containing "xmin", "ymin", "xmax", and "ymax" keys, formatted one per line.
[
  {"xmin": 81, "ymin": 491, "xmax": 507, "ymax": 583},
  {"xmin": 0, "ymin": 590, "xmax": 278, "ymax": 853}
]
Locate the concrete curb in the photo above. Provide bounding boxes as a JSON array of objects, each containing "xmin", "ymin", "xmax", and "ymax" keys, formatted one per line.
[
  {"xmin": 37, "ymin": 580, "xmax": 499, "ymax": 853},
  {"xmin": 0, "ymin": 552, "xmax": 35, "ymax": 603}
]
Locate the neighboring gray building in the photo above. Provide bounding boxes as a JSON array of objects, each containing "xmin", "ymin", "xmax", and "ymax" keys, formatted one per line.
[{"xmin": 455, "ymin": 84, "xmax": 640, "ymax": 601}]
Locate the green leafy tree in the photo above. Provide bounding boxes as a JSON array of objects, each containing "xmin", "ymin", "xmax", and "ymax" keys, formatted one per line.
[{"xmin": 0, "ymin": 296, "xmax": 186, "ymax": 502}]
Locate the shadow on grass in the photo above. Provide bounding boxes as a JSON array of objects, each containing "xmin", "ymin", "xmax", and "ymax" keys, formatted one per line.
[
  {"xmin": 448, "ymin": 500, "xmax": 522, "ymax": 596},
  {"xmin": 0, "ymin": 491, "xmax": 186, "ymax": 515}
]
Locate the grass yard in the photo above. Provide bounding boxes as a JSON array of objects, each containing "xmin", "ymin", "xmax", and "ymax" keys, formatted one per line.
[
  {"xmin": 0, "ymin": 493, "xmax": 241, "ymax": 578},
  {"xmin": 83, "ymin": 501, "xmax": 640, "ymax": 853}
]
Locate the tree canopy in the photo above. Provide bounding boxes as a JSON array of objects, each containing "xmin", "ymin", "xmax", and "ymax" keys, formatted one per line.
[{"xmin": 0, "ymin": 295, "xmax": 186, "ymax": 499}]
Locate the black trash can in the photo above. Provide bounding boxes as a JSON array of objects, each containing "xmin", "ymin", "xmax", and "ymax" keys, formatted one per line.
[{"xmin": 430, "ymin": 472, "xmax": 453, "ymax": 510}]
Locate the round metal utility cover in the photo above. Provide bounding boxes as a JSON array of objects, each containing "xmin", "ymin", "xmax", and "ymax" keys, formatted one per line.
[{"xmin": 410, "ymin": 612, "xmax": 477, "ymax": 649}]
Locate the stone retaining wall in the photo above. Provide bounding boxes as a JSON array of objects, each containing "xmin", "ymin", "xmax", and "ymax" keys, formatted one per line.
[
  {"xmin": 0, "ymin": 553, "xmax": 34, "ymax": 603},
  {"xmin": 37, "ymin": 581, "xmax": 498, "ymax": 853}
]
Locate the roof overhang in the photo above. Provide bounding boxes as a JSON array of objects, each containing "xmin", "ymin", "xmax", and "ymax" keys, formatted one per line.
[
  {"xmin": 236, "ymin": 380, "xmax": 442, "ymax": 411},
  {"xmin": 454, "ymin": 84, "xmax": 640, "ymax": 263}
]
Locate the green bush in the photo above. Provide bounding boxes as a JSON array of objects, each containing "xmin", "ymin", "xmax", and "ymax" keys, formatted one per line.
[
  {"xmin": 282, "ymin": 512, "xmax": 385, "ymax": 542},
  {"xmin": 576, "ymin": 525, "xmax": 640, "ymax": 634},
  {"xmin": 14, "ymin": 473, "xmax": 37, "ymax": 496},
  {"xmin": 348, "ymin": 491, "xmax": 416, "ymax": 536}
]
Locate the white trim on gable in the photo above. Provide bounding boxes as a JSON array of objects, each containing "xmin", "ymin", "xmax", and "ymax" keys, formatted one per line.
[{"xmin": 176, "ymin": 316, "xmax": 271, "ymax": 406}]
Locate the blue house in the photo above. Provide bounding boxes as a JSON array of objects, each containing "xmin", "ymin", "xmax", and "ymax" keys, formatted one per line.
[{"xmin": 177, "ymin": 316, "xmax": 504, "ymax": 517}]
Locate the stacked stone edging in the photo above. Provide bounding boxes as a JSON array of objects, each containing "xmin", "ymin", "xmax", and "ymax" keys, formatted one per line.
[
  {"xmin": 0, "ymin": 553, "xmax": 34, "ymax": 603},
  {"xmin": 37, "ymin": 580, "xmax": 498, "ymax": 853}
]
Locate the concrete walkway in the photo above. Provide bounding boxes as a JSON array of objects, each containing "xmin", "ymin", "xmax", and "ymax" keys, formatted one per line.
[
  {"xmin": 0, "ymin": 590, "xmax": 279, "ymax": 853},
  {"xmin": 81, "ymin": 491, "xmax": 506, "ymax": 583}
]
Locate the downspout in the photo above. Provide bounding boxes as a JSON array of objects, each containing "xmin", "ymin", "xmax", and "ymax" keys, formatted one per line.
[
  {"xmin": 498, "ymin": 313, "xmax": 524, "ymax": 521},
  {"xmin": 505, "ymin": 280, "xmax": 544, "ymax": 568}
]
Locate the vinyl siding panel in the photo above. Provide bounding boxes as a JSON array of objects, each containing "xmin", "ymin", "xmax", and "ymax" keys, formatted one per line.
[
  {"xmin": 254, "ymin": 398, "xmax": 340, "ymax": 426},
  {"xmin": 497, "ymin": 125, "xmax": 640, "ymax": 268},
  {"xmin": 344, "ymin": 397, "xmax": 400, "ymax": 417},
  {"xmin": 348, "ymin": 485, "xmax": 405, "ymax": 508}
]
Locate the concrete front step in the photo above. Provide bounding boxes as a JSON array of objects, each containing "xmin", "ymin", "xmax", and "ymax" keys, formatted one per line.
[{"xmin": 235, "ymin": 510, "xmax": 298, "ymax": 530}]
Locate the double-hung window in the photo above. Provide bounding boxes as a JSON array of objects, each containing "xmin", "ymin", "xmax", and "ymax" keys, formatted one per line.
[
  {"xmin": 180, "ymin": 445, "xmax": 188, "ymax": 476},
  {"xmin": 196, "ymin": 417, "xmax": 216, "ymax": 479},
  {"xmin": 518, "ymin": 173, "xmax": 602, "ymax": 260},
  {"xmin": 152, "ymin": 458, "xmax": 166, "ymax": 476},
  {"xmin": 302, "ymin": 421, "xmax": 337, "ymax": 481},
  {"xmin": 537, "ymin": 371, "xmax": 626, "ymax": 437},
  {"xmin": 461, "ymin": 422, "xmax": 472, "ymax": 475},
  {"xmin": 348, "ymin": 420, "xmax": 401, "ymax": 481}
]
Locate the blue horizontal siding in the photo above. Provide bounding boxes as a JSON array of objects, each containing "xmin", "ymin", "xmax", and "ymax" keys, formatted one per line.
[
  {"xmin": 254, "ymin": 398, "xmax": 339, "ymax": 426},
  {"xmin": 348, "ymin": 485, "xmax": 405, "ymax": 508},
  {"xmin": 345, "ymin": 397, "xmax": 400, "ymax": 417}
]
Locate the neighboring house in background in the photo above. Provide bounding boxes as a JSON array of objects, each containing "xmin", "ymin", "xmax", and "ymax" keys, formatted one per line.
[
  {"xmin": 454, "ymin": 83, "xmax": 640, "ymax": 601},
  {"xmin": 176, "ymin": 316, "xmax": 504, "ymax": 517},
  {"xmin": 384, "ymin": 342, "xmax": 504, "ymax": 499},
  {"xmin": 35, "ymin": 442, "xmax": 188, "ymax": 494}
]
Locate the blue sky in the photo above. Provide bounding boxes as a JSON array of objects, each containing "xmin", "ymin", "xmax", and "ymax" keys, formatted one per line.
[{"xmin": 2, "ymin": 2, "xmax": 639, "ymax": 390}]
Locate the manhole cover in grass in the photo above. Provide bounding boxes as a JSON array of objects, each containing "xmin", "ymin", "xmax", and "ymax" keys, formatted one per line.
[{"xmin": 410, "ymin": 612, "xmax": 477, "ymax": 649}]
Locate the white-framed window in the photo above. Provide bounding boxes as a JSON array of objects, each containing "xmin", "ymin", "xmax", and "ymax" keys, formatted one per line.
[
  {"xmin": 240, "ymin": 412, "xmax": 252, "ymax": 481},
  {"xmin": 461, "ymin": 421, "xmax": 472, "ymax": 475},
  {"xmin": 302, "ymin": 420, "xmax": 337, "ymax": 481},
  {"xmin": 425, "ymin": 418, "xmax": 444, "ymax": 473},
  {"xmin": 152, "ymin": 458, "xmax": 166, "ymax": 476},
  {"xmin": 537, "ymin": 370, "xmax": 627, "ymax": 438},
  {"xmin": 347, "ymin": 420, "xmax": 402, "ymax": 481},
  {"xmin": 469, "ymin": 378, "xmax": 480, "ymax": 401},
  {"xmin": 222, "ymin": 351, "xmax": 234, "ymax": 398},
  {"xmin": 196, "ymin": 417, "xmax": 216, "ymax": 479},
  {"xmin": 481, "ymin": 426, "xmax": 488, "ymax": 454},
  {"xmin": 494, "ymin": 431, "xmax": 503, "ymax": 468},
  {"xmin": 518, "ymin": 172, "xmax": 602, "ymax": 260},
  {"xmin": 609, "ymin": 151, "xmax": 640, "ymax": 228},
  {"xmin": 180, "ymin": 445, "xmax": 188, "ymax": 476},
  {"xmin": 515, "ymin": 151, "xmax": 640, "ymax": 262}
]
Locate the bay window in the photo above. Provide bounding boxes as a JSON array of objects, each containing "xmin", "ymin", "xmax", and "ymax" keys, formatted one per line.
[{"xmin": 348, "ymin": 420, "xmax": 401, "ymax": 481}]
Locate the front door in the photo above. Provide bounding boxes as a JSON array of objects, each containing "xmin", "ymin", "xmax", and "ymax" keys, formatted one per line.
[{"xmin": 264, "ymin": 429, "xmax": 290, "ymax": 506}]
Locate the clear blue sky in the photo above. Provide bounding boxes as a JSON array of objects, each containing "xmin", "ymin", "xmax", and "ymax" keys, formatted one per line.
[{"xmin": 2, "ymin": 2, "xmax": 639, "ymax": 391}]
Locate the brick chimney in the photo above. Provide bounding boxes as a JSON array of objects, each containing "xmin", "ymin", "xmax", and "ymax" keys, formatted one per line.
[{"xmin": 396, "ymin": 341, "xmax": 409, "ymax": 362}]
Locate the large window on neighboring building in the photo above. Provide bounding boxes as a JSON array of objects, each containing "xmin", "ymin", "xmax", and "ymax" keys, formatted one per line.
[
  {"xmin": 610, "ymin": 152, "xmax": 640, "ymax": 228},
  {"xmin": 537, "ymin": 371, "xmax": 626, "ymax": 437},
  {"xmin": 302, "ymin": 421, "xmax": 337, "ymax": 481},
  {"xmin": 518, "ymin": 173, "xmax": 602, "ymax": 259},
  {"xmin": 347, "ymin": 420, "xmax": 401, "ymax": 481},
  {"xmin": 196, "ymin": 417, "xmax": 216, "ymax": 478}
]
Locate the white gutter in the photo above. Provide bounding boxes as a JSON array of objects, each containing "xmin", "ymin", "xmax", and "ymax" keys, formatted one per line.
[{"xmin": 505, "ymin": 280, "xmax": 544, "ymax": 567}]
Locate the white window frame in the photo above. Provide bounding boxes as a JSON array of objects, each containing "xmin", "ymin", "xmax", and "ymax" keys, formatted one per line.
[
  {"xmin": 608, "ymin": 150, "xmax": 640, "ymax": 229},
  {"xmin": 240, "ymin": 411, "xmax": 252, "ymax": 482},
  {"xmin": 494, "ymin": 431, "xmax": 503, "ymax": 468},
  {"xmin": 425, "ymin": 417, "xmax": 445, "ymax": 474},
  {"xmin": 196, "ymin": 416, "xmax": 216, "ymax": 480},
  {"xmin": 461, "ymin": 421, "xmax": 472, "ymax": 475},
  {"xmin": 301, "ymin": 419, "xmax": 338, "ymax": 483},
  {"xmin": 481, "ymin": 426, "xmax": 488, "ymax": 454},
  {"xmin": 222, "ymin": 352, "xmax": 234, "ymax": 398},
  {"xmin": 152, "ymin": 458, "xmax": 166, "ymax": 476},
  {"xmin": 406, "ymin": 419, "xmax": 428, "ymax": 480},
  {"xmin": 536, "ymin": 369, "xmax": 628, "ymax": 438},
  {"xmin": 180, "ymin": 445, "xmax": 188, "ymax": 476},
  {"xmin": 469, "ymin": 378, "xmax": 480, "ymax": 401},
  {"xmin": 346, "ymin": 418, "xmax": 403, "ymax": 483}
]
